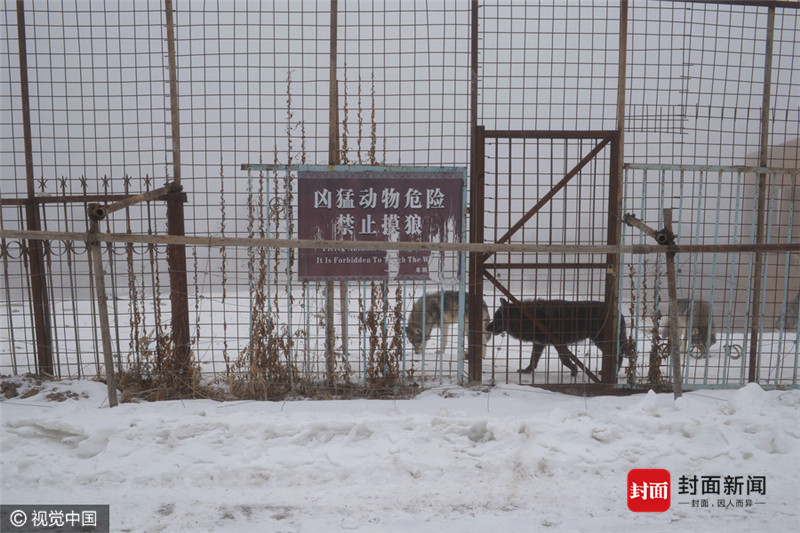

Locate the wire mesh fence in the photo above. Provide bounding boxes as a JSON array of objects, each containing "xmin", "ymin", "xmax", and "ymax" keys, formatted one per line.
[
  {"xmin": 1, "ymin": 1, "xmax": 798, "ymax": 397},
  {"xmin": 621, "ymin": 165, "xmax": 798, "ymax": 389}
]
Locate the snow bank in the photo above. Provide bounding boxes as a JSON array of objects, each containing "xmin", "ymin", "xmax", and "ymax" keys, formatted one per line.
[{"xmin": 1, "ymin": 379, "xmax": 798, "ymax": 532}]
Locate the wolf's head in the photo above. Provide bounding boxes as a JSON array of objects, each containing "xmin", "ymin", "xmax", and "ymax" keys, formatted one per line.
[
  {"xmin": 486, "ymin": 298, "xmax": 511, "ymax": 335},
  {"xmin": 405, "ymin": 325, "xmax": 426, "ymax": 354}
]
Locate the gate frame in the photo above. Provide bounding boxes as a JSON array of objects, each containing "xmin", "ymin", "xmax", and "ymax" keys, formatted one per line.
[{"xmin": 468, "ymin": 127, "xmax": 624, "ymax": 384}]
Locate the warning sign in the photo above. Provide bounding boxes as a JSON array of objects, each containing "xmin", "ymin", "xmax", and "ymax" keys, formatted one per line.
[{"xmin": 297, "ymin": 167, "xmax": 464, "ymax": 281}]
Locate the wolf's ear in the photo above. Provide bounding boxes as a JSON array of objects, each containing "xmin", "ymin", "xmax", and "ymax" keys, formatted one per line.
[{"xmin": 500, "ymin": 298, "xmax": 508, "ymax": 306}]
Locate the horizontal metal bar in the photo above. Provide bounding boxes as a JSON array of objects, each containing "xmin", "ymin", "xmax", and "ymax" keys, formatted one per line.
[
  {"xmin": 485, "ymin": 262, "xmax": 609, "ymax": 270},
  {"xmin": 532, "ymin": 383, "xmax": 647, "ymax": 397},
  {"xmin": 624, "ymin": 163, "xmax": 800, "ymax": 174},
  {"xmin": 482, "ymin": 130, "xmax": 617, "ymax": 140},
  {"xmin": 0, "ymin": 194, "xmax": 160, "ymax": 207},
  {"xmin": 2, "ymin": 229, "xmax": 797, "ymax": 255},
  {"xmin": 663, "ymin": 0, "xmax": 799, "ymax": 9},
  {"xmin": 241, "ymin": 163, "xmax": 463, "ymax": 173}
]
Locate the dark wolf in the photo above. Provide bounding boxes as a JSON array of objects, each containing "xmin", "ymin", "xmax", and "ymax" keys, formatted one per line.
[
  {"xmin": 486, "ymin": 298, "xmax": 628, "ymax": 376},
  {"xmin": 405, "ymin": 291, "xmax": 491, "ymax": 359}
]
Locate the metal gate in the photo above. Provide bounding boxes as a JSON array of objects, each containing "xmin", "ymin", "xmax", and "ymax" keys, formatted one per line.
[{"xmin": 468, "ymin": 127, "xmax": 624, "ymax": 385}]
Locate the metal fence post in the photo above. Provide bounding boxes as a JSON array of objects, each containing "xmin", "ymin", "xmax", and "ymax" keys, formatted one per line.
[
  {"xmin": 468, "ymin": 127, "xmax": 486, "ymax": 384},
  {"xmin": 467, "ymin": 1, "xmax": 483, "ymax": 385},
  {"xmin": 663, "ymin": 210, "xmax": 683, "ymax": 399},
  {"xmin": 164, "ymin": 0, "xmax": 192, "ymax": 383},
  {"xmin": 603, "ymin": 131, "xmax": 624, "ymax": 384},
  {"xmin": 88, "ymin": 212, "xmax": 119, "ymax": 407},
  {"xmin": 16, "ymin": 0, "xmax": 53, "ymax": 377},
  {"xmin": 601, "ymin": 1, "xmax": 628, "ymax": 384},
  {"xmin": 325, "ymin": 0, "xmax": 341, "ymax": 390},
  {"xmin": 748, "ymin": 6, "xmax": 775, "ymax": 383}
]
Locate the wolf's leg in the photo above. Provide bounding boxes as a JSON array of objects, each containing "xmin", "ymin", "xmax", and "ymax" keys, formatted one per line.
[
  {"xmin": 479, "ymin": 306, "xmax": 490, "ymax": 360},
  {"xmin": 621, "ymin": 316, "xmax": 634, "ymax": 371},
  {"xmin": 462, "ymin": 317, "xmax": 475, "ymax": 360},
  {"xmin": 680, "ymin": 327, "xmax": 688, "ymax": 356},
  {"xmin": 700, "ymin": 324, "xmax": 717, "ymax": 350},
  {"xmin": 693, "ymin": 326, "xmax": 707, "ymax": 354},
  {"xmin": 555, "ymin": 344, "xmax": 578, "ymax": 377},
  {"xmin": 462, "ymin": 317, "xmax": 481, "ymax": 361},
  {"xmin": 438, "ymin": 323, "xmax": 448, "ymax": 355},
  {"xmin": 518, "ymin": 343, "xmax": 544, "ymax": 373}
]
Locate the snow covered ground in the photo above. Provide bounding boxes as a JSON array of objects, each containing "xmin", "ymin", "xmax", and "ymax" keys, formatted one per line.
[{"xmin": 1, "ymin": 377, "xmax": 798, "ymax": 532}]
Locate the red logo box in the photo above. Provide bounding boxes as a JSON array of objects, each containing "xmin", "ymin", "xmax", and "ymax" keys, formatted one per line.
[{"xmin": 628, "ymin": 469, "xmax": 671, "ymax": 512}]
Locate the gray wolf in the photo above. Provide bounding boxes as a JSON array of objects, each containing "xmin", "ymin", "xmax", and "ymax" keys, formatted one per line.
[
  {"xmin": 671, "ymin": 298, "xmax": 717, "ymax": 355},
  {"xmin": 486, "ymin": 298, "xmax": 628, "ymax": 376},
  {"xmin": 405, "ymin": 291, "xmax": 491, "ymax": 358}
]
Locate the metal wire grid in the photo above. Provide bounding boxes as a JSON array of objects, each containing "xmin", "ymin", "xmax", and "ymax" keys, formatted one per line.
[
  {"xmin": 1, "ymin": 1, "xmax": 172, "ymax": 193},
  {"xmin": 166, "ymin": 1, "xmax": 473, "ymax": 383},
  {"xmin": 621, "ymin": 166, "xmax": 799, "ymax": 388},
  {"xmin": 626, "ymin": 2, "xmax": 800, "ymax": 166},
  {"xmin": 771, "ymin": 7, "xmax": 800, "ymax": 166},
  {"xmin": 0, "ymin": 1, "xmax": 797, "ymax": 389},
  {"xmin": 620, "ymin": 2, "xmax": 799, "ymax": 388},
  {"xmin": 337, "ymin": 2, "xmax": 472, "ymax": 167},
  {"xmin": 1, "ymin": 1, "xmax": 175, "ymax": 379},
  {"xmin": 478, "ymin": 136, "xmax": 617, "ymax": 385},
  {"xmin": 479, "ymin": 1, "xmax": 621, "ymax": 132}
]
